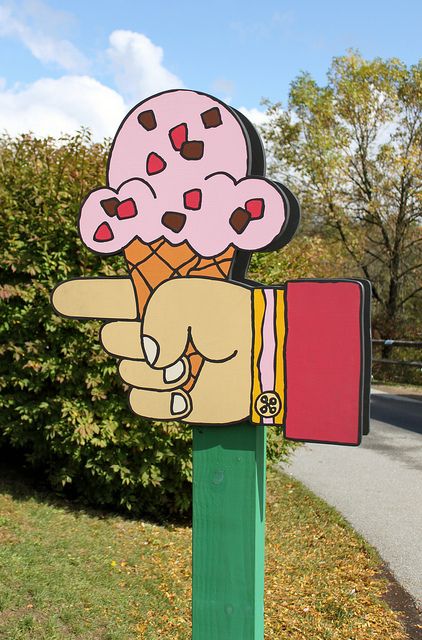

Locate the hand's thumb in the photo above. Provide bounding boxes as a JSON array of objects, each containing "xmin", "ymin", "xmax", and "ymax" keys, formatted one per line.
[{"xmin": 142, "ymin": 278, "xmax": 251, "ymax": 368}]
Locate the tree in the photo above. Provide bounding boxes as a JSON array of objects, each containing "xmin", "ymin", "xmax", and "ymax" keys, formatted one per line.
[{"xmin": 262, "ymin": 52, "xmax": 422, "ymax": 352}]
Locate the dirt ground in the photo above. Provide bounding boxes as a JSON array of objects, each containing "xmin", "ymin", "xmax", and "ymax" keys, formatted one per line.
[{"xmin": 372, "ymin": 382, "xmax": 422, "ymax": 399}]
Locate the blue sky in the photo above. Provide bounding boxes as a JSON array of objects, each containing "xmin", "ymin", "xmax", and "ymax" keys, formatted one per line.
[{"xmin": 0, "ymin": 0, "xmax": 420, "ymax": 138}]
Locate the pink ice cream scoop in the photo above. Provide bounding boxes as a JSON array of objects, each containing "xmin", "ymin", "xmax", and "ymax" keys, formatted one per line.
[
  {"xmin": 79, "ymin": 172, "xmax": 285, "ymax": 257},
  {"xmin": 107, "ymin": 90, "xmax": 250, "ymax": 190},
  {"xmin": 79, "ymin": 89, "xmax": 288, "ymax": 257},
  {"xmin": 77, "ymin": 89, "xmax": 298, "ymax": 396}
]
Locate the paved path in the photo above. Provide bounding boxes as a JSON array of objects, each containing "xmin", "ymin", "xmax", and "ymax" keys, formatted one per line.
[{"xmin": 279, "ymin": 390, "xmax": 422, "ymax": 610}]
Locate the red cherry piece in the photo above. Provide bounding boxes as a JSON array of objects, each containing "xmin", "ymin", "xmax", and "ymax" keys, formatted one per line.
[
  {"xmin": 117, "ymin": 198, "xmax": 137, "ymax": 220},
  {"xmin": 94, "ymin": 222, "xmax": 114, "ymax": 242},
  {"xmin": 169, "ymin": 123, "xmax": 188, "ymax": 151},
  {"xmin": 147, "ymin": 152, "xmax": 166, "ymax": 175},
  {"xmin": 183, "ymin": 189, "xmax": 202, "ymax": 210},
  {"xmin": 245, "ymin": 198, "xmax": 265, "ymax": 219}
]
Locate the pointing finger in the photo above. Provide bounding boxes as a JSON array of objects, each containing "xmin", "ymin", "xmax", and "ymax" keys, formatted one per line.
[{"xmin": 51, "ymin": 278, "xmax": 137, "ymax": 320}]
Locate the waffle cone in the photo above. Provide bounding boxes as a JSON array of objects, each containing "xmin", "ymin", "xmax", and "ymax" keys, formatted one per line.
[
  {"xmin": 124, "ymin": 238, "xmax": 236, "ymax": 392},
  {"xmin": 124, "ymin": 238, "xmax": 235, "ymax": 318}
]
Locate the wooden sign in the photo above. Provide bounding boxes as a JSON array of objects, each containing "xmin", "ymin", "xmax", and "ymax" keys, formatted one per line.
[{"xmin": 52, "ymin": 89, "xmax": 371, "ymax": 639}]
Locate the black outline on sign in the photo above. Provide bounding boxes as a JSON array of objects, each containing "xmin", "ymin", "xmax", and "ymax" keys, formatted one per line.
[{"xmin": 51, "ymin": 89, "xmax": 371, "ymax": 438}]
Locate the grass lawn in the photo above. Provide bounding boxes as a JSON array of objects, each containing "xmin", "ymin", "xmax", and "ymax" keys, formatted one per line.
[{"xmin": 0, "ymin": 461, "xmax": 408, "ymax": 639}]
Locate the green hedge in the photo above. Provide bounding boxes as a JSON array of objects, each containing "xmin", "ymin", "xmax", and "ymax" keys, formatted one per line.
[{"xmin": 0, "ymin": 132, "xmax": 295, "ymax": 519}]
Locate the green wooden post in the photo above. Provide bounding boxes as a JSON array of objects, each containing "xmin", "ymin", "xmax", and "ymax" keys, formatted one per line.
[{"xmin": 192, "ymin": 422, "xmax": 267, "ymax": 640}]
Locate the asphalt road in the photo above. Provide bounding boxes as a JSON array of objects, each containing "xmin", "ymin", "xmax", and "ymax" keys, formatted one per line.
[{"xmin": 279, "ymin": 389, "xmax": 422, "ymax": 610}]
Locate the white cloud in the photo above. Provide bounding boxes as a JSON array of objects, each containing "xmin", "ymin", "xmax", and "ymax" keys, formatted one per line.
[
  {"xmin": 22, "ymin": 0, "xmax": 77, "ymax": 33},
  {"xmin": 0, "ymin": 24, "xmax": 188, "ymax": 140},
  {"xmin": 0, "ymin": 76, "xmax": 269, "ymax": 143},
  {"xmin": 0, "ymin": 3, "xmax": 88, "ymax": 72},
  {"xmin": 0, "ymin": 75, "xmax": 127, "ymax": 139},
  {"xmin": 237, "ymin": 107, "xmax": 269, "ymax": 128},
  {"xmin": 107, "ymin": 30, "xmax": 182, "ymax": 101},
  {"xmin": 212, "ymin": 78, "xmax": 235, "ymax": 104},
  {"xmin": 0, "ymin": 18, "xmax": 269, "ymax": 144}
]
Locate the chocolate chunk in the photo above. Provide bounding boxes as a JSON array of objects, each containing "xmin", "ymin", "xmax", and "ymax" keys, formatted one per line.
[
  {"xmin": 229, "ymin": 207, "xmax": 251, "ymax": 234},
  {"xmin": 162, "ymin": 211, "xmax": 187, "ymax": 233},
  {"xmin": 201, "ymin": 107, "xmax": 222, "ymax": 128},
  {"xmin": 137, "ymin": 109, "xmax": 157, "ymax": 131},
  {"xmin": 100, "ymin": 197, "xmax": 120, "ymax": 217},
  {"xmin": 180, "ymin": 140, "xmax": 204, "ymax": 160}
]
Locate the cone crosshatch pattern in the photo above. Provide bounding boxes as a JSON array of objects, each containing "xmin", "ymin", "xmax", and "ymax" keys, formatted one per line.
[{"xmin": 124, "ymin": 238, "xmax": 235, "ymax": 316}]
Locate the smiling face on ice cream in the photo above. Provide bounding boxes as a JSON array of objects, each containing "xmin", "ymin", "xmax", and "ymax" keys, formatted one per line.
[{"xmin": 79, "ymin": 89, "xmax": 291, "ymax": 258}]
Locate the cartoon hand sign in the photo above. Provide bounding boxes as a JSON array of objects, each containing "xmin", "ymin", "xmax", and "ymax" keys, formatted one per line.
[
  {"xmin": 52, "ymin": 277, "xmax": 252, "ymax": 424},
  {"xmin": 52, "ymin": 89, "xmax": 370, "ymax": 445},
  {"xmin": 52, "ymin": 272, "xmax": 370, "ymax": 444}
]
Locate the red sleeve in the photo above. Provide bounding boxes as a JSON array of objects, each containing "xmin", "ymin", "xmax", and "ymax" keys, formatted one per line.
[{"xmin": 284, "ymin": 280, "xmax": 371, "ymax": 446}]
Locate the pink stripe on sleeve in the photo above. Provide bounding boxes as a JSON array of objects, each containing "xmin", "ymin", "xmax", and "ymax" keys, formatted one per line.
[{"xmin": 259, "ymin": 289, "xmax": 276, "ymax": 393}]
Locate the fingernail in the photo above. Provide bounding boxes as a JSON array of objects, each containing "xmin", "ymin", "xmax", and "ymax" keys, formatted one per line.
[
  {"xmin": 142, "ymin": 336, "xmax": 158, "ymax": 365},
  {"xmin": 164, "ymin": 360, "xmax": 185, "ymax": 383},
  {"xmin": 171, "ymin": 393, "xmax": 187, "ymax": 415}
]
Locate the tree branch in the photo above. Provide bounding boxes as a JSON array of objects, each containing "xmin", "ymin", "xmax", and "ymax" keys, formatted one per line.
[
  {"xmin": 366, "ymin": 249, "xmax": 389, "ymax": 266},
  {"xmin": 398, "ymin": 286, "xmax": 422, "ymax": 308},
  {"xmin": 404, "ymin": 237, "xmax": 422, "ymax": 251},
  {"xmin": 398, "ymin": 262, "xmax": 422, "ymax": 280}
]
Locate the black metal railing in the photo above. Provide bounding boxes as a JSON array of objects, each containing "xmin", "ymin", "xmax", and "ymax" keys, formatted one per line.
[{"xmin": 372, "ymin": 340, "xmax": 422, "ymax": 368}]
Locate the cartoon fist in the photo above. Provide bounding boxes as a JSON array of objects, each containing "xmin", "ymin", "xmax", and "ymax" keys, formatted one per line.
[
  {"xmin": 53, "ymin": 272, "xmax": 370, "ymax": 444},
  {"xmin": 52, "ymin": 277, "xmax": 252, "ymax": 424}
]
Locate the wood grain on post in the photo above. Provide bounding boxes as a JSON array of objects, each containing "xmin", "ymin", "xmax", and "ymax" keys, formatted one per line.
[{"xmin": 192, "ymin": 423, "xmax": 266, "ymax": 640}]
